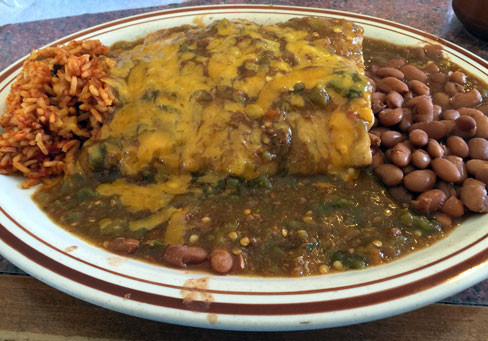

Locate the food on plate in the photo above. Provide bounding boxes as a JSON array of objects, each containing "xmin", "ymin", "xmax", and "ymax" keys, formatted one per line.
[{"xmin": 1, "ymin": 17, "xmax": 488, "ymax": 276}]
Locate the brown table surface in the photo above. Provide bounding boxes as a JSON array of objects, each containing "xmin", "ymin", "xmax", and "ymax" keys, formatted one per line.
[{"xmin": 1, "ymin": 0, "xmax": 487, "ymax": 339}]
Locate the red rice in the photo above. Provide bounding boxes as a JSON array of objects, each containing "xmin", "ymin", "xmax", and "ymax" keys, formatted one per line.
[{"xmin": 0, "ymin": 40, "xmax": 115, "ymax": 187}]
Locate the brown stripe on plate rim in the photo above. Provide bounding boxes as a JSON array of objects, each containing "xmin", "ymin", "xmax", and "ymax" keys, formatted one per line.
[
  {"xmin": 0, "ymin": 5, "xmax": 487, "ymax": 296},
  {"xmin": 1, "ymin": 219, "xmax": 487, "ymax": 315}
]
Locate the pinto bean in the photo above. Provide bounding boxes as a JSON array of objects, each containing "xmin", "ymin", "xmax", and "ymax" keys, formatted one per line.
[
  {"xmin": 460, "ymin": 178, "xmax": 488, "ymax": 213},
  {"xmin": 406, "ymin": 95, "xmax": 430, "ymax": 107},
  {"xmin": 432, "ymin": 92, "xmax": 450, "ymax": 109},
  {"xmin": 441, "ymin": 196, "xmax": 465, "ymax": 217},
  {"xmin": 442, "ymin": 109, "xmax": 460, "ymax": 121},
  {"xmin": 399, "ymin": 108, "xmax": 414, "ymax": 131},
  {"xmin": 436, "ymin": 181, "xmax": 457, "ymax": 197},
  {"xmin": 440, "ymin": 119, "xmax": 456, "ymax": 135},
  {"xmin": 378, "ymin": 108, "xmax": 404, "ymax": 126},
  {"xmin": 414, "ymin": 97, "xmax": 434, "ymax": 122},
  {"xmin": 411, "ymin": 149, "xmax": 431, "ymax": 169},
  {"xmin": 474, "ymin": 164, "xmax": 488, "ymax": 184},
  {"xmin": 450, "ymin": 71, "xmax": 466, "ymax": 84},
  {"xmin": 434, "ymin": 213, "xmax": 452, "ymax": 228},
  {"xmin": 430, "ymin": 73, "xmax": 448, "ymax": 85},
  {"xmin": 372, "ymin": 92, "xmax": 386, "ymax": 102},
  {"xmin": 385, "ymin": 91, "xmax": 404, "ymax": 108},
  {"xmin": 423, "ymin": 63, "xmax": 440, "ymax": 74},
  {"xmin": 400, "ymin": 64, "xmax": 428, "ymax": 82},
  {"xmin": 469, "ymin": 138, "xmax": 488, "ymax": 160},
  {"xmin": 466, "ymin": 159, "xmax": 488, "ymax": 175},
  {"xmin": 446, "ymin": 155, "xmax": 467, "ymax": 182},
  {"xmin": 433, "ymin": 105, "xmax": 442, "ymax": 121},
  {"xmin": 408, "ymin": 80, "xmax": 430, "ymax": 96},
  {"xmin": 444, "ymin": 82, "xmax": 464, "ymax": 97},
  {"xmin": 424, "ymin": 45, "xmax": 443, "ymax": 59},
  {"xmin": 391, "ymin": 142, "xmax": 412, "ymax": 167},
  {"xmin": 376, "ymin": 67, "xmax": 405, "ymax": 79},
  {"xmin": 164, "ymin": 245, "xmax": 208, "ymax": 268},
  {"xmin": 476, "ymin": 102, "xmax": 488, "ymax": 116},
  {"xmin": 404, "ymin": 91, "xmax": 414, "ymax": 102},
  {"xmin": 431, "ymin": 158, "xmax": 462, "ymax": 183},
  {"xmin": 368, "ymin": 77, "xmax": 376, "ymax": 92},
  {"xmin": 427, "ymin": 139, "xmax": 446, "ymax": 158},
  {"xmin": 209, "ymin": 249, "xmax": 233, "ymax": 274},
  {"xmin": 451, "ymin": 89, "xmax": 482, "ymax": 108},
  {"xmin": 404, "ymin": 170, "xmax": 436, "ymax": 192},
  {"xmin": 446, "ymin": 136, "xmax": 469, "ymax": 158},
  {"xmin": 412, "ymin": 189, "xmax": 447, "ymax": 214},
  {"xmin": 409, "ymin": 121, "xmax": 448, "ymax": 140},
  {"xmin": 377, "ymin": 77, "xmax": 409, "ymax": 93},
  {"xmin": 409, "ymin": 129, "xmax": 429, "ymax": 147},
  {"xmin": 374, "ymin": 164, "xmax": 404, "ymax": 186},
  {"xmin": 454, "ymin": 115, "xmax": 477, "ymax": 138},
  {"xmin": 458, "ymin": 108, "xmax": 488, "ymax": 139},
  {"xmin": 385, "ymin": 58, "xmax": 406, "ymax": 69},
  {"xmin": 105, "ymin": 237, "xmax": 139, "ymax": 254},
  {"xmin": 381, "ymin": 130, "xmax": 404, "ymax": 148}
]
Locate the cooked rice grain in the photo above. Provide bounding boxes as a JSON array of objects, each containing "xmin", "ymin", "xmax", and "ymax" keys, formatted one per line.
[{"xmin": 0, "ymin": 40, "xmax": 115, "ymax": 187}]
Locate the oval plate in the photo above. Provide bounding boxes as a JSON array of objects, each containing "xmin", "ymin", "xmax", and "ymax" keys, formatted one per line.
[{"xmin": 0, "ymin": 5, "xmax": 487, "ymax": 331}]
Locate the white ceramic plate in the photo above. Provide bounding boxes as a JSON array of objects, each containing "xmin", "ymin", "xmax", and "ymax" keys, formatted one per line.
[{"xmin": 0, "ymin": 5, "xmax": 487, "ymax": 331}]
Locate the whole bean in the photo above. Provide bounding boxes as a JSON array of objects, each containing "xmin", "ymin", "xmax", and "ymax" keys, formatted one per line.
[
  {"xmin": 431, "ymin": 158, "xmax": 462, "ymax": 183},
  {"xmin": 411, "ymin": 149, "xmax": 431, "ymax": 169},
  {"xmin": 385, "ymin": 91, "xmax": 404, "ymax": 108},
  {"xmin": 385, "ymin": 58, "xmax": 405, "ymax": 69},
  {"xmin": 442, "ymin": 109, "xmax": 460, "ymax": 121},
  {"xmin": 446, "ymin": 155, "xmax": 467, "ymax": 182},
  {"xmin": 209, "ymin": 249, "xmax": 233, "ymax": 274},
  {"xmin": 414, "ymin": 97, "xmax": 434, "ymax": 122},
  {"xmin": 451, "ymin": 89, "xmax": 482, "ymax": 108},
  {"xmin": 460, "ymin": 178, "xmax": 488, "ymax": 213},
  {"xmin": 371, "ymin": 149, "xmax": 385, "ymax": 168},
  {"xmin": 164, "ymin": 245, "xmax": 208, "ymax": 268},
  {"xmin": 474, "ymin": 164, "xmax": 488, "ymax": 184},
  {"xmin": 444, "ymin": 82, "xmax": 464, "ymax": 97},
  {"xmin": 378, "ymin": 77, "xmax": 409, "ymax": 93},
  {"xmin": 372, "ymin": 92, "xmax": 386, "ymax": 102},
  {"xmin": 423, "ymin": 63, "xmax": 440, "ymax": 74},
  {"xmin": 466, "ymin": 159, "xmax": 488, "ymax": 175},
  {"xmin": 454, "ymin": 115, "xmax": 477, "ymax": 138},
  {"xmin": 427, "ymin": 139, "xmax": 446, "ymax": 158},
  {"xmin": 408, "ymin": 80, "xmax": 430, "ymax": 96},
  {"xmin": 408, "ymin": 46, "xmax": 426, "ymax": 59},
  {"xmin": 378, "ymin": 108, "xmax": 404, "ymax": 126},
  {"xmin": 458, "ymin": 108, "xmax": 488, "ymax": 139},
  {"xmin": 434, "ymin": 213, "xmax": 452, "ymax": 228},
  {"xmin": 476, "ymin": 102, "xmax": 488, "ymax": 116},
  {"xmin": 375, "ymin": 164, "xmax": 404, "ymax": 186},
  {"xmin": 404, "ymin": 170, "xmax": 436, "ymax": 192},
  {"xmin": 106, "ymin": 237, "xmax": 139, "ymax": 254},
  {"xmin": 446, "ymin": 136, "xmax": 469, "ymax": 158},
  {"xmin": 430, "ymin": 73, "xmax": 448, "ymax": 85},
  {"xmin": 441, "ymin": 196, "xmax": 465, "ymax": 217},
  {"xmin": 409, "ymin": 121, "xmax": 448, "ymax": 140},
  {"xmin": 469, "ymin": 138, "xmax": 488, "ymax": 160},
  {"xmin": 400, "ymin": 64, "xmax": 428, "ymax": 82},
  {"xmin": 376, "ymin": 67, "xmax": 405, "ymax": 79},
  {"xmin": 399, "ymin": 108, "xmax": 414, "ymax": 131},
  {"xmin": 424, "ymin": 45, "xmax": 443, "ymax": 59},
  {"xmin": 450, "ymin": 71, "xmax": 466, "ymax": 84},
  {"xmin": 372, "ymin": 99, "xmax": 386, "ymax": 114},
  {"xmin": 406, "ymin": 95, "xmax": 430, "ymax": 107},
  {"xmin": 381, "ymin": 130, "xmax": 404, "ymax": 148},
  {"xmin": 412, "ymin": 189, "xmax": 447, "ymax": 214},
  {"xmin": 409, "ymin": 129, "xmax": 429, "ymax": 146},
  {"xmin": 391, "ymin": 142, "xmax": 412, "ymax": 167},
  {"xmin": 432, "ymin": 92, "xmax": 450, "ymax": 109}
]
